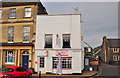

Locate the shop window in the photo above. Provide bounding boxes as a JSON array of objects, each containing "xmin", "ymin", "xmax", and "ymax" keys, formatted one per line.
[
  {"xmin": 40, "ymin": 57, "xmax": 45, "ymax": 68},
  {"xmin": 52, "ymin": 57, "xmax": 72, "ymax": 69},
  {"xmin": 9, "ymin": 8, "xmax": 16, "ymax": 18},
  {"xmin": 8, "ymin": 26, "xmax": 14, "ymax": 42},
  {"xmin": 0, "ymin": 9, "xmax": 2, "ymax": 19},
  {"xmin": 23, "ymin": 26, "xmax": 30, "ymax": 43},
  {"xmin": 113, "ymin": 55, "xmax": 119, "ymax": 61},
  {"xmin": 24, "ymin": 7, "xmax": 31, "ymax": 17},
  {"xmin": 63, "ymin": 34, "xmax": 70, "ymax": 48},
  {"xmin": 44, "ymin": 34, "xmax": 52, "ymax": 48},
  {"xmin": 113, "ymin": 48, "xmax": 119, "ymax": 53},
  {"xmin": 5, "ymin": 51, "xmax": 15, "ymax": 64}
]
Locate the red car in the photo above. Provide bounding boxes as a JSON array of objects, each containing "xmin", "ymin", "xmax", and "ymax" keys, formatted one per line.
[{"xmin": 0, "ymin": 66, "xmax": 32, "ymax": 78}]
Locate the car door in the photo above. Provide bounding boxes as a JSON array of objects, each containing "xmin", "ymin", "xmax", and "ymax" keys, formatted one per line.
[{"xmin": 15, "ymin": 67, "xmax": 28, "ymax": 78}]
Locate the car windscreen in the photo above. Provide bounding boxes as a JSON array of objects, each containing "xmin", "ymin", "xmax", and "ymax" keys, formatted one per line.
[{"xmin": 0, "ymin": 68, "xmax": 14, "ymax": 73}]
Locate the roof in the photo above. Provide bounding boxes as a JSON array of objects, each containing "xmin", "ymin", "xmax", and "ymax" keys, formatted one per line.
[
  {"xmin": 108, "ymin": 39, "xmax": 120, "ymax": 48},
  {"xmin": 0, "ymin": 1, "xmax": 48, "ymax": 14},
  {"xmin": 1, "ymin": 0, "xmax": 40, "ymax": 2}
]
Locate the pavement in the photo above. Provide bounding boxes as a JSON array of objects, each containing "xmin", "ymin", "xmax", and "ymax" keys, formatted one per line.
[{"xmin": 32, "ymin": 71, "xmax": 99, "ymax": 78}]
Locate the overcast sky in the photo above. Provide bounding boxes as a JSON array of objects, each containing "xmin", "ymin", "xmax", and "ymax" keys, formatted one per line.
[{"xmin": 40, "ymin": 1, "xmax": 119, "ymax": 48}]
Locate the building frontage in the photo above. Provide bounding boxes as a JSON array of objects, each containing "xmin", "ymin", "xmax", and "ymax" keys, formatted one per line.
[
  {"xmin": 35, "ymin": 14, "xmax": 84, "ymax": 74},
  {"xmin": 101, "ymin": 36, "xmax": 120, "ymax": 65},
  {"xmin": 83, "ymin": 42, "xmax": 92, "ymax": 71},
  {"xmin": 0, "ymin": 1, "xmax": 47, "ymax": 69}
]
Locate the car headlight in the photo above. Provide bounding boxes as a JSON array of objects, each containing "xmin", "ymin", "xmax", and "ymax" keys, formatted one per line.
[{"xmin": 3, "ymin": 74, "xmax": 12, "ymax": 77}]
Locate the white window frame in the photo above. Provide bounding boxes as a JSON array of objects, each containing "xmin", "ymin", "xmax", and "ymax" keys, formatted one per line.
[
  {"xmin": 113, "ymin": 55, "xmax": 119, "ymax": 61},
  {"xmin": 9, "ymin": 8, "xmax": 16, "ymax": 18},
  {"xmin": 5, "ymin": 51, "xmax": 15, "ymax": 64},
  {"xmin": 0, "ymin": 9, "xmax": 2, "ymax": 19},
  {"xmin": 24, "ymin": 7, "xmax": 32, "ymax": 17},
  {"xmin": 113, "ymin": 48, "xmax": 119, "ymax": 53},
  {"xmin": 63, "ymin": 34, "xmax": 71, "ymax": 48},
  {"xmin": 23, "ymin": 26, "xmax": 30, "ymax": 43},
  {"xmin": 39, "ymin": 57, "xmax": 45, "ymax": 68},
  {"xmin": 52, "ymin": 57, "xmax": 72, "ymax": 69},
  {"xmin": 8, "ymin": 26, "xmax": 14, "ymax": 43},
  {"xmin": 44, "ymin": 34, "xmax": 52, "ymax": 48}
]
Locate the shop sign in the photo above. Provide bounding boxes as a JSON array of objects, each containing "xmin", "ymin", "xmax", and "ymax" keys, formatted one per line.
[{"xmin": 56, "ymin": 50, "xmax": 68, "ymax": 56}]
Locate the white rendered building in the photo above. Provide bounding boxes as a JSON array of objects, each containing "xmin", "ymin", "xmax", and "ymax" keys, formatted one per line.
[{"xmin": 35, "ymin": 14, "xmax": 84, "ymax": 74}]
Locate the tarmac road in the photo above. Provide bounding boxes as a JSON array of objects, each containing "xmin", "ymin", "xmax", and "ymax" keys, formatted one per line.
[{"xmin": 93, "ymin": 63, "xmax": 120, "ymax": 78}]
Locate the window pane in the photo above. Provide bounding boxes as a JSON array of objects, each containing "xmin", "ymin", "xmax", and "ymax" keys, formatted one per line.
[
  {"xmin": 23, "ymin": 27, "xmax": 30, "ymax": 42},
  {"xmin": 8, "ymin": 27, "xmax": 14, "ymax": 42},
  {"xmin": 24, "ymin": 7, "xmax": 31, "ymax": 17},
  {"xmin": 10, "ymin": 8, "xmax": 16, "ymax": 18},
  {"xmin": 5, "ymin": 51, "xmax": 15, "ymax": 64},
  {"xmin": 40, "ymin": 57, "xmax": 45, "ymax": 68},
  {"xmin": 63, "ymin": 34, "xmax": 70, "ymax": 48},
  {"xmin": 52, "ymin": 57, "xmax": 72, "ymax": 69},
  {"xmin": 45, "ymin": 34, "xmax": 52, "ymax": 48}
]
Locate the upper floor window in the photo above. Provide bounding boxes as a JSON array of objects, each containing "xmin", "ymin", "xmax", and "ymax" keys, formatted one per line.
[
  {"xmin": 23, "ymin": 26, "xmax": 30, "ymax": 43},
  {"xmin": 63, "ymin": 34, "xmax": 70, "ymax": 48},
  {"xmin": 113, "ymin": 55, "xmax": 119, "ymax": 61},
  {"xmin": 0, "ymin": 9, "xmax": 2, "ymax": 19},
  {"xmin": 10, "ymin": 8, "xmax": 16, "ymax": 18},
  {"xmin": 113, "ymin": 48, "xmax": 119, "ymax": 53},
  {"xmin": 45, "ymin": 34, "xmax": 52, "ymax": 48},
  {"xmin": 24, "ymin": 7, "xmax": 31, "ymax": 17},
  {"xmin": 8, "ymin": 27, "xmax": 14, "ymax": 42}
]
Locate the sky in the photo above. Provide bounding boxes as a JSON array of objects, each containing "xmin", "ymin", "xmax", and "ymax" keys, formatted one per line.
[{"xmin": 40, "ymin": 1, "xmax": 119, "ymax": 48}]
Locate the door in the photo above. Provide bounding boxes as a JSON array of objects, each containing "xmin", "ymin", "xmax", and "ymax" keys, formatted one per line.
[{"xmin": 22, "ymin": 51, "xmax": 29, "ymax": 69}]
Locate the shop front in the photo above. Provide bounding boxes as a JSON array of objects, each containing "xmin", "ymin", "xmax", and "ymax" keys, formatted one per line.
[
  {"xmin": 0, "ymin": 43, "xmax": 34, "ymax": 69},
  {"xmin": 35, "ymin": 49, "xmax": 84, "ymax": 74}
]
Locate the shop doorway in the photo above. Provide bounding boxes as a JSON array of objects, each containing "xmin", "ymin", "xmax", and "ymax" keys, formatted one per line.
[{"xmin": 22, "ymin": 51, "xmax": 29, "ymax": 69}]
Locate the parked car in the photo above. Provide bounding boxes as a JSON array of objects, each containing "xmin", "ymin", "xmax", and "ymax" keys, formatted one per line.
[{"xmin": 0, "ymin": 66, "xmax": 32, "ymax": 78}]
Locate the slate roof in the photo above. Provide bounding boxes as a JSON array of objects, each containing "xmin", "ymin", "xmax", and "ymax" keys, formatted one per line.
[{"xmin": 108, "ymin": 39, "xmax": 120, "ymax": 48}]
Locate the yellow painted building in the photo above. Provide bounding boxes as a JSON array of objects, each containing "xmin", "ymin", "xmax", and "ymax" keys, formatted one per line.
[{"xmin": 0, "ymin": 2, "xmax": 47, "ymax": 69}]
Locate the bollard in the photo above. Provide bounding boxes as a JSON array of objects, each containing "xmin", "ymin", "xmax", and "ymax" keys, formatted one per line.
[{"xmin": 38, "ymin": 71, "xmax": 41, "ymax": 78}]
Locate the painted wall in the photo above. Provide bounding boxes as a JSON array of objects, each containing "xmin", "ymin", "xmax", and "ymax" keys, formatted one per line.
[
  {"xmin": 36, "ymin": 15, "xmax": 82, "ymax": 49},
  {"xmin": 35, "ymin": 14, "xmax": 84, "ymax": 74}
]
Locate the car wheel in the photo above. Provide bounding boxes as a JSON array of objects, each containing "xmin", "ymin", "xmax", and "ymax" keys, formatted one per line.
[{"xmin": 28, "ymin": 73, "xmax": 32, "ymax": 78}]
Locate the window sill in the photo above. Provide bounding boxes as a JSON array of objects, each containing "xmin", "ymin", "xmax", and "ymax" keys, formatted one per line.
[
  {"xmin": 23, "ymin": 16, "xmax": 31, "ymax": 18},
  {"xmin": 7, "ymin": 42, "xmax": 14, "ymax": 43},
  {"xmin": 9, "ymin": 17, "xmax": 16, "ymax": 19},
  {"xmin": 5, "ymin": 62, "xmax": 15, "ymax": 65},
  {"xmin": 23, "ymin": 41, "xmax": 30, "ymax": 43}
]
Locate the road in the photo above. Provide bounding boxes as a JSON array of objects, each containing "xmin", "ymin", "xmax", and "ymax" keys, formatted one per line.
[{"xmin": 95, "ymin": 63, "xmax": 120, "ymax": 78}]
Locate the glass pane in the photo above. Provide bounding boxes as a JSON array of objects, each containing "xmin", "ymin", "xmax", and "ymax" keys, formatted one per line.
[
  {"xmin": 23, "ymin": 27, "xmax": 30, "ymax": 42},
  {"xmin": 8, "ymin": 27, "xmax": 14, "ymax": 42}
]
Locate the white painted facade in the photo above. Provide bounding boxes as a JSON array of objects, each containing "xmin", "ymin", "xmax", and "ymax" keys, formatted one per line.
[{"xmin": 35, "ymin": 14, "xmax": 84, "ymax": 74}]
